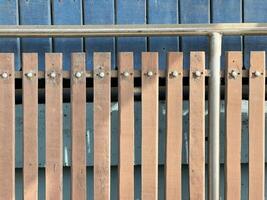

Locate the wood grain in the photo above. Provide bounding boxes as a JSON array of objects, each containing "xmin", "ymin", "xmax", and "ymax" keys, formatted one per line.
[
  {"xmin": 225, "ymin": 52, "xmax": 242, "ymax": 200},
  {"xmin": 165, "ymin": 52, "xmax": 183, "ymax": 200},
  {"xmin": 94, "ymin": 53, "xmax": 111, "ymax": 200},
  {"xmin": 118, "ymin": 52, "xmax": 134, "ymax": 200},
  {"xmin": 141, "ymin": 52, "xmax": 159, "ymax": 200},
  {"xmin": 45, "ymin": 53, "xmax": 63, "ymax": 200},
  {"xmin": 71, "ymin": 53, "xmax": 86, "ymax": 200},
  {"xmin": 249, "ymin": 51, "xmax": 265, "ymax": 200},
  {"xmin": 0, "ymin": 53, "xmax": 15, "ymax": 200},
  {"xmin": 189, "ymin": 52, "xmax": 205, "ymax": 200},
  {"xmin": 23, "ymin": 53, "xmax": 38, "ymax": 200}
]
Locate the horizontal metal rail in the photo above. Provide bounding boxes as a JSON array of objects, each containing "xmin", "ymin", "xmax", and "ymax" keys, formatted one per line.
[{"xmin": 1, "ymin": 23, "xmax": 267, "ymax": 37}]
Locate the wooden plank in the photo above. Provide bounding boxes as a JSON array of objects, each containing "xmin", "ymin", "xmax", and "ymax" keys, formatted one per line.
[
  {"xmin": 225, "ymin": 51, "xmax": 242, "ymax": 200},
  {"xmin": 45, "ymin": 53, "xmax": 63, "ymax": 200},
  {"xmin": 23, "ymin": 53, "xmax": 38, "ymax": 200},
  {"xmin": 165, "ymin": 52, "xmax": 183, "ymax": 200},
  {"xmin": 189, "ymin": 52, "xmax": 205, "ymax": 200},
  {"xmin": 248, "ymin": 51, "xmax": 265, "ymax": 200},
  {"xmin": 71, "ymin": 53, "xmax": 86, "ymax": 200},
  {"xmin": 0, "ymin": 53, "xmax": 15, "ymax": 200},
  {"xmin": 19, "ymin": 0, "xmax": 52, "ymax": 70},
  {"xmin": 0, "ymin": 1, "xmax": 20, "ymax": 70},
  {"xmin": 84, "ymin": 0, "xmax": 115, "ymax": 69},
  {"xmin": 118, "ymin": 52, "xmax": 134, "ymax": 200},
  {"xmin": 53, "ymin": 0, "xmax": 83, "ymax": 70},
  {"xmin": 180, "ymin": 0, "xmax": 209, "ymax": 68},
  {"xmin": 141, "ymin": 52, "xmax": 159, "ymax": 200},
  {"xmin": 212, "ymin": 0, "xmax": 242, "ymax": 67},
  {"xmin": 148, "ymin": 0, "xmax": 179, "ymax": 69},
  {"xmin": 116, "ymin": 0, "xmax": 146, "ymax": 68},
  {"xmin": 94, "ymin": 53, "xmax": 111, "ymax": 200},
  {"xmin": 244, "ymin": 0, "xmax": 267, "ymax": 68}
]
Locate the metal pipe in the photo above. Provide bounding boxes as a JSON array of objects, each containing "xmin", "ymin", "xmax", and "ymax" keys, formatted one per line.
[
  {"xmin": 2, "ymin": 23, "xmax": 267, "ymax": 37},
  {"xmin": 208, "ymin": 32, "xmax": 222, "ymax": 200}
]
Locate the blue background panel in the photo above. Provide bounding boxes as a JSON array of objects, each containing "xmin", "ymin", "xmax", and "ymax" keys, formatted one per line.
[
  {"xmin": 116, "ymin": 0, "xmax": 147, "ymax": 69},
  {"xmin": 212, "ymin": 0, "xmax": 242, "ymax": 68},
  {"xmin": 19, "ymin": 0, "xmax": 52, "ymax": 70},
  {"xmin": 148, "ymin": 0, "xmax": 179, "ymax": 69},
  {"xmin": 84, "ymin": 0, "xmax": 115, "ymax": 69},
  {"xmin": 0, "ymin": 0, "xmax": 20, "ymax": 70},
  {"xmin": 53, "ymin": 0, "xmax": 83, "ymax": 70}
]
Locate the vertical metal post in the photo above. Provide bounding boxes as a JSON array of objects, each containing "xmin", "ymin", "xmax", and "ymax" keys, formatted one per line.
[{"xmin": 208, "ymin": 32, "xmax": 222, "ymax": 200}]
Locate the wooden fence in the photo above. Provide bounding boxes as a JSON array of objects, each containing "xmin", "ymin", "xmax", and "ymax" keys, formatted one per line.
[{"xmin": 0, "ymin": 51, "xmax": 265, "ymax": 199}]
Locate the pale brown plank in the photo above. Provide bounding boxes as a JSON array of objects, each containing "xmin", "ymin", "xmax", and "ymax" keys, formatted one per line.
[
  {"xmin": 0, "ymin": 53, "xmax": 15, "ymax": 200},
  {"xmin": 249, "ymin": 51, "xmax": 265, "ymax": 200},
  {"xmin": 71, "ymin": 53, "xmax": 86, "ymax": 200},
  {"xmin": 118, "ymin": 52, "xmax": 134, "ymax": 200},
  {"xmin": 45, "ymin": 53, "xmax": 63, "ymax": 200},
  {"xmin": 94, "ymin": 53, "xmax": 111, "ymax": 200},
  {"xmin": 141, "ymin": 52, "xmax": 159, "ymax": 200},
  {"xmin": 189, "ymin": 52, "xmax": 205, "ymax": 200},
  {"xmin": 225, "ymin": 52, "xmax": 242, "ymax": 200},
  {"xmin": 165, "ymin": 52, "xmax": 183, "ymax": 200},
  {"xmin": 23, "ymin": 53, "xmax": 38, "ymax": 200}
]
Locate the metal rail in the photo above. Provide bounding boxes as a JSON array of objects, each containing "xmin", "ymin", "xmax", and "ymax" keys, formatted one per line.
[{"xmin": 1, "ymin": 23, "xmax": 267, "ymax": 37}]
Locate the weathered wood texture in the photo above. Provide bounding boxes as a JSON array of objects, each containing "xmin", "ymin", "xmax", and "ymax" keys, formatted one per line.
[
  {"xmin": 249, "ymin": 51, "xmax": 265, "ymax": 200},
  {"xmin": 141, "ymin": 52, "xmax": 159, "ymax": 200},
  {"xmin": 118, "ymin": 52, "xmax": 134, "ymax": 200},
  {"xmin": 165, "ymin": 52, "xmax": 183, "ymax": 200},
  {"xmin": 23, "ymin": 53, "xmax": 38, "ymax": 200},
  {"xmin": 45, "ymin": 53, "xmax": 63, "ymax": 200},
  {"xmin": 94, "ymin": 53, "xmax": 111, "ymax": 200},
  {"xmin": 189, "ymin": 52, "xmax": 205, "ymax": 200},
  {"xmin": 225, "ymin": 52, "xmax": 242, "ymax": 200},
  {"xmin": 71, "ymin": 53, "xmax": 86, "ymax": 200},
  {"xmin": 0, "ymin": 53, "xmax": 15, "ymax": 200}
]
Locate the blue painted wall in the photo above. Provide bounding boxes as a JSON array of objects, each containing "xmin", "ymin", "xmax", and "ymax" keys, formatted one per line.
[{"xmin": 0, "ymin": 0, "xmax": 266, "ymax": 199}]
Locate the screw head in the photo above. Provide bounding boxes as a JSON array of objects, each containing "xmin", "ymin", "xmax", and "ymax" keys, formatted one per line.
[
  {"xmin": 75, "ymin": 71, "xmax": 82, "ymax": 78},
  {"xmin": 230, "ymin": 70, "xmax": 238, "ymax": 79},
  {"xmin": 49, "ymin": 71, "xmax": 57, "ymax": 78},
  {"xmin": 194, "ymin": 70, "xmax": 201, "ymax": 77},
  {"xmin": 171, "ymin": 70, "xmax": 178, "ymax": 77},
  {"xmin": 1, "ymin": 72, "xmax": 8, "ymax": 79},
  {"xmin": 254, "ymin": 71, "xmax": 261, "ymax": 77},
  {"xmin": 98, "ymin": 71, "xmax": 105, "ymax": 78},
  {"xmin": 147, "ymin": 71, "xmax": 153, "ymax": 77},
  {"xmin": 26, "ymin": 72, "xmax": 34, "ymax": 78},
  {"xmin": 123, "ymin": 71, "xmax": 130, "ymax": 77}
]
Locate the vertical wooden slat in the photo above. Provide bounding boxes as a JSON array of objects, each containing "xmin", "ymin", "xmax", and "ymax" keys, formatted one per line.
[
  {"xmin": 141, "ymin": 52, "xmax": 159, "ymax": 200},
  {"xmin": 189, "ymin": 52, "xmax": 205, "ymax": 200},
  {"xmin": 225, "ymin": 52, "xmax": 242, "ymax": 200},
  {"xmin": 94, "ymin": 53, "xmax": 111, "ymax": 200},
  {"xmin": 45, "ymin": 53, "xmax": 63, "ymax": 200},
  {"xmin": 118, "ymin": 52, "xmax": 134, "ymax": 200},
  {"xmin": 0, "ymin": 53, "xmax": 15, "ymax": 200},
  {"xmin": 249, "ymin": 51, "xmax": 265, "ymax": 200},
  {"xmin": 165, "ymin": 52, "xmax": 183, "ymax": 200},
  {"xmin": 71, "ymin": 53, "xmax": 86, "ymax": 200},
  {"xmin": 23, "ymin": 53, "xmax": 38, "ymax": 200}
]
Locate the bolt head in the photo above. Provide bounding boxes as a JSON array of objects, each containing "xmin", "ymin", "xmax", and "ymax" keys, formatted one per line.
[
  {"xmin": 26, "ymin": 72, "xmax": 33, "ymax": 78},
  {"xmin": 147, "ymin": 71, "xmax": 153, "ymax": 77},
  {"xmin": 75, "ymin": 71, "xmax": 82, "ymax": 78},
  {"xmin": 98, "ymin": 71, "xmax": 105, "ymax": 78},
  {"xmin": 1, "ymin": 72, "xmax": 8, "ymax": 79},
  {"xmin": 194, "ymin": 70, "xmax": 201, "ymax": 77},
  {"xmin": 254, "ymin": 71, "xmax": 261, "ymax": 77},
  {"xmin": 171, "ymin": 71, "xmax": 178, "ymax": 77},
  {"xmin": 50, "ymin": 71, "xmax": 57, "ymax": 78},
  {"xmin": 123, "ymin": 71, "xmax": 130, "ymax": 77},
  {"xmin": 231, "ymin": 70, "xmax": 238, "ymax": 79}
]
